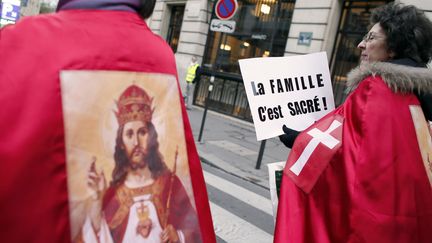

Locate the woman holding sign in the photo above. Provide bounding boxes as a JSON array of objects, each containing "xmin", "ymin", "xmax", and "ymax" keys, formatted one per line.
[{"xmin": 275, "ymin": 2, "xmax": 432, "ymax": 243}]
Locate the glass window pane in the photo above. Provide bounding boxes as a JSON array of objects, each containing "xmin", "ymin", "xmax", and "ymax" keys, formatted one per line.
[
  {"xmin": 167, "ymin": 5, "xmax": 185, "ymax": 53},
  {"xmin": 203, "ymin": 0, "xmax": 296, "ymax": 74}
]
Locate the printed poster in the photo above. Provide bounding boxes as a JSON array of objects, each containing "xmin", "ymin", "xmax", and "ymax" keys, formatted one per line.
[
  {"xmin": 239, "ymin": 52, "xmax": 335, "ymax": 140},
  {"xmin": 61, "ymin": 71, "xmax": 202, "ymax": 243},
  {"xmin": 410, "ymin": 105, "xmax": 432, "ymax": 186}
]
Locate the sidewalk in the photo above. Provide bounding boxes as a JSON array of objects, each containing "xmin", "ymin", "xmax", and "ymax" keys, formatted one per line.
[{"xmin": 187, "ymin": 106, "xmax": 290, "ymax": 189}]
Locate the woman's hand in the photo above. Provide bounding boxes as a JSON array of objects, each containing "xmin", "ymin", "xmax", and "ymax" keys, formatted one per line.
[{"xmin": 279, "ymin": 125, "xmax": 300, "ymax": 148}]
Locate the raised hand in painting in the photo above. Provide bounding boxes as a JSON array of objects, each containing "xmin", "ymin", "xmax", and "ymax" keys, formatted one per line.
[
  {"xmin": 161, "ymin": 224, "xmax": 180, "ymax": 243},
  {"xmin": 87, "ymin": 157, "xmax": 107, "ymax": 200}
]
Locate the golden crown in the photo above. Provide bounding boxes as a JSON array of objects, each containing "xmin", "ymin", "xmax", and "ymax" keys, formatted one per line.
[{"xmin": 115, "ymin": 85, "xmax": 153, "ymax": 126}]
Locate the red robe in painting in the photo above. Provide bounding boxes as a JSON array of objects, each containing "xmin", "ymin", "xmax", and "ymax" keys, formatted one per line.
[{"xmin": 102, "ymin": 173, "xmax": 201, "ymax": 243}]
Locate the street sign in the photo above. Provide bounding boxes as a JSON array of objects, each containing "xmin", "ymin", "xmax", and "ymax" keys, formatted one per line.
[
  {"xmin": 210, "ymin": 19, "xmax": 236, "ymax": 33},
  {"xmin": 215, "ymin": 0, "xmax": 238, "ymax": 20},
  {"xmin": 298, "ymin": 32, "xmax": 313, "ymax": 46},
  {"xmin": 1, "ymin": 0, "xmax": 20, "ymax": 24}
]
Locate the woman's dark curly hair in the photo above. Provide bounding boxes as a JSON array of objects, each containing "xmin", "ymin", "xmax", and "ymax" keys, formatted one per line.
[{"xmin": 371, "ymin": 2, "xmax": 432, "ymax": 65}]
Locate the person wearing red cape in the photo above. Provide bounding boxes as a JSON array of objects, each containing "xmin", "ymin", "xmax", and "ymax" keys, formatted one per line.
[
  {"xmin": 276, "ymin": 3, "xmax": 432, "ymax": 243},
  {"xmin": 0, "ymin": 0, "xmax": 215, "ymax": 242}
]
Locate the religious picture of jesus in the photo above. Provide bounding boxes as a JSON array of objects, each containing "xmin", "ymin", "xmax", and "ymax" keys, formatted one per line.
[
  {"xmin": 410, "ymin": 106, "xmax": 432, "ymax": 186},
  {"xmin": 60, "ymin": 71, "xmax": 203, "ymax": 243}
]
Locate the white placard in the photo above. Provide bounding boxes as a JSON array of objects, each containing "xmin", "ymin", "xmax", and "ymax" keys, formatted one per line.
[{"xmin": 239, "ymin": 52, "xmax": 335, "ymax": 141}]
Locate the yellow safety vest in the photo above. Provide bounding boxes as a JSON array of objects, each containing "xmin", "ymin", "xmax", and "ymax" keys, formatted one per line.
[{"xmin": 186, "ymin": 63, "xmax": 199, "ymax": 83}]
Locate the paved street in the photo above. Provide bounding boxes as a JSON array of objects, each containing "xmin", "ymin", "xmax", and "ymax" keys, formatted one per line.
[
  {"xmin": 187, "ymin": 106, "xmax": 290, "ymax": 189},
  {"xmin": 187, "ymin": 106, "xmax": 291, "ymax": 242},
  {"xmin": 203, "ymin": 163, "xmax": 273, "ymax": 243}
]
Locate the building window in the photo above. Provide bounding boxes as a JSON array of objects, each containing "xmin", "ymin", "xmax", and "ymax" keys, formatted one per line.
[
  {"xmin": 166, "ymin": 5, "xmax": 185, "ymax": 53},
  {"xmin": 203, "ymin": 0, "xmax": 296, "ymax": 74}
]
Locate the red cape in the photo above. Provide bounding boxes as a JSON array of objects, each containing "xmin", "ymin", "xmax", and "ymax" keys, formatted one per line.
[
  {"xmin": 275, "ymin": 74, "xmax": 432, "ymax": 243},
  {"xmin": 0, "ymin": 10, "xmax": 215, "ymax": 243}
]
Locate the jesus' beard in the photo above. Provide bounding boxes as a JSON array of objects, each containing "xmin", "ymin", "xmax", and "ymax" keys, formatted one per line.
[
  {"xmin": 128, "ymin": 149, "xmax": 149, "ymax": 171},
  {"xmin": 129, "ymin": 159, "xmax": 147, "ymax": 170}
]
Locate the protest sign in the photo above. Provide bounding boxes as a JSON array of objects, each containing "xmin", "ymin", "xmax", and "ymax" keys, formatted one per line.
[
  {"xmin": 239, "ymin": 52, "xmax": 335, "ymax": 140},
  {"xmin": 267, "ymin": 161, "xmax": 285, "ymax": 222}
]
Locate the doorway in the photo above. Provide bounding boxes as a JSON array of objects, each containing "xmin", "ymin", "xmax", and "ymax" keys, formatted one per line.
[{"xmin": 166, "ymin": 5, "xmax": 185, "ymax": 53}]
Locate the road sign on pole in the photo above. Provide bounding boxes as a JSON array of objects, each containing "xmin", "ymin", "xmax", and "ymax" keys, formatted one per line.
[
  {"xmin": 215, "ymin": 0, "xmax": 238, "ymax": 20},
  {"xmin": 210, "ymin": 19, "xmax": 236, "ymax": 33},
  {"xmin": 1, "ymin": 0, "xmax": 20, "ymax": 21}
]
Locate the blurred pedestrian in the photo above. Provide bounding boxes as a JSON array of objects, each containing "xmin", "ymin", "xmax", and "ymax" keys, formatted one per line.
[
  {"xmin": 184, "ymin": 56, "xmax": 200, "ymax": 109},
  {"xmin": 276, "ymin": 2, "xmax": 432, "ymax": 243},
  {"xmin": 0, "ymin": 1, "xmax": 215, "ymax": 242}
]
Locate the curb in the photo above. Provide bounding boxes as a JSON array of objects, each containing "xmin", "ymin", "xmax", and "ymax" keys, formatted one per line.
[{"xmin": 200, "ymin": 156, "xmax": 270, "ymax": 190}]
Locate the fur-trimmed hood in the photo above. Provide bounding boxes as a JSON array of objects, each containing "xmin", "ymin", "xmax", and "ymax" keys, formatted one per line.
[{"xmin": 346, "ymin": 62, "xmax": 432, "ymax": 95}]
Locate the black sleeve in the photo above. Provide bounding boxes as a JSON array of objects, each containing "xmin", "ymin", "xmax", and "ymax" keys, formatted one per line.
[{"xmin": 193, "ymin": 66, "xmax": 201, "ymax": 84}]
